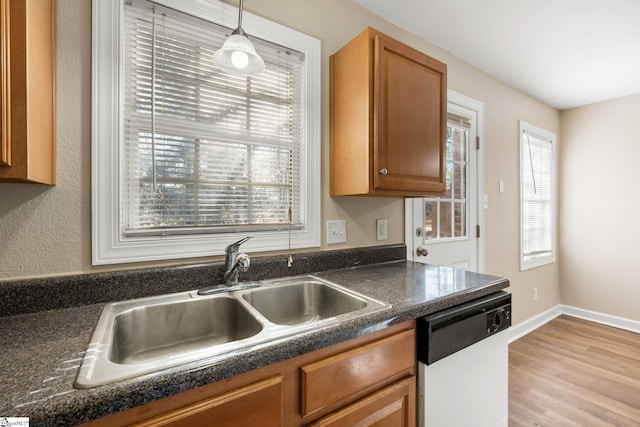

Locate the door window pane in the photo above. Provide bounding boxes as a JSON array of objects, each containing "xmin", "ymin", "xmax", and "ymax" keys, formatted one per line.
[
  {"xmin": 421, "ymin": 115, "xmax": 470, "ymax": 243},
  {"xmin": 454, "ymin": 201, "xmax": 465, "ymax": 237},
  {"xmin": 440, "ymin": 202, "xmax": 452, "ymax": 238},
  {"xmin": 424, "ymin": 200, "xmax": 437, "ymax": 240},
  {"xmin": 454, "ymin": 163, "xmax": 466, "ymax": 199}
]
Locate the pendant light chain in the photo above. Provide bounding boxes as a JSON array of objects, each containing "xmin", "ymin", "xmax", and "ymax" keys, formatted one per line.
[{"xmin": 237, "ymin": 0, "xmax": 243, "ymax": 31}]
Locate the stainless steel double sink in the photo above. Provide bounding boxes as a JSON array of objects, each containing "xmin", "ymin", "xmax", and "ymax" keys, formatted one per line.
[{"xmin": 74, "ymin": 275, "xmax": 390, "ymax": 388}]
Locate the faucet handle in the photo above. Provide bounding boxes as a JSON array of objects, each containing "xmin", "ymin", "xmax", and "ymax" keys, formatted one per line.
[
  {"xmin": 225, "ymin": 236, "xmax": 252, "ymax": 253},
  {"xmin": 235, "ymin": 253, "xmax": 251, "ymax": 272}
]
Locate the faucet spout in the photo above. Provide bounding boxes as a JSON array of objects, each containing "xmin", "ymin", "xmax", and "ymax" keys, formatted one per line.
[
  {"xmin": 224, "ymin": 236, "xmax": 252, "ymax": 274},
  {"xmin": 223, "ymin": 236, "xmax": 252, "ymax": 286},
  {"xmin": 224, "ymin": 236, "xmax": 252, "ymax": 256}
]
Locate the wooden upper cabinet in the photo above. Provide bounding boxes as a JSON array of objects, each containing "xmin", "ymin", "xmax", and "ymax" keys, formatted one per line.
[
  {"xmin": 0, "ymin": 0, "xmax": 10, "ymax": 167},
  {"xmin": 330, "ymin": 27, "xmax": 446, "ymax": 196},
  {"xmin": 0, "ymin": 0, "xmax": 56, "ymax": 184}
]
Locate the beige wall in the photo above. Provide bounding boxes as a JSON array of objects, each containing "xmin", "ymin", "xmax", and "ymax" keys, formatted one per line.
[
  {"xmin": 560, "ymin": 94, "xmax": 640, "ymax": 322},
  {"xmin": 0, "ymin": 0, "xmax": 561, "ymax": 324}
]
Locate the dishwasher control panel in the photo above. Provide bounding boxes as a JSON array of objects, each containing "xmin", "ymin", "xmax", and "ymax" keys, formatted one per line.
[
  {"xmin": 417, "ymin": 291, "xmax": 511, "ymax": 365},
  {"xmin": 487, "ymin": 303, "xmax": 511, "ymax": 334}
]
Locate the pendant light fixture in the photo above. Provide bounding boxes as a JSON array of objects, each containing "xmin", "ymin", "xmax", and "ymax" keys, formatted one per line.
[{"xmin": 212, "ymin": 0, "xmax": 265, "ymax": 77}]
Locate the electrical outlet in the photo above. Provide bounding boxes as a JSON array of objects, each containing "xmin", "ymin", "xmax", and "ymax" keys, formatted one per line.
[
  {"xmin": 533, "ymin": 287, "xmax": 538, "ymax": 301},
  {"xmin": 376, "ymin": 219, "xmax": 388, "ymax": 241},
  {"xmin": 327, "ymin": 220, "xmax": 347, "ymax": 245}
]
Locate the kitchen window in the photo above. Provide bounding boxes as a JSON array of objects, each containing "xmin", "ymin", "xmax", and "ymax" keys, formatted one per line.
[
  {"xmin": 92, "ymin": 0, "xmax": 320, "ymax": 265},
  {"xmin": 519, "ymin": 121, "xmax": 556, "ymax": 270}
]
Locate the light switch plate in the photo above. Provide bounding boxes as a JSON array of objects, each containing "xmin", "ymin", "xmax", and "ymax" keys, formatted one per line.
[
  {"xmin": 376, "ymin": 219, "xmax": 388, "ymax": 241},
  {"xmin": 327, "ymin": 220, "xmax": 347, "ymax": 244}
]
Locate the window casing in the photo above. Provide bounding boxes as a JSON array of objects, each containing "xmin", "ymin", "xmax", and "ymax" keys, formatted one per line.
[
  {"xmin": 519, "ymin": 121, "xmax": 556, "ymax": 270},
  {"xmin": 92, "ymin": 0, "xmax": 321, "ymax": 265}
]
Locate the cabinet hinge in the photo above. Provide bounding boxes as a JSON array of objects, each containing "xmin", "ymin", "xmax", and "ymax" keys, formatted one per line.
[
  {"xmin": 476, "ymin": 224, "xmax": 480, "ymax": 238},
  {"xmin": 476, "ymin": 136, "xmax": 480, "ymax": 150}
]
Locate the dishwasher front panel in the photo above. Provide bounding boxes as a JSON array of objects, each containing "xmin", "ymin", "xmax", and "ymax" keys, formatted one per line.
[{"xmin": 418, "ymin": 329, "xmax": 509, "ymax": 427}]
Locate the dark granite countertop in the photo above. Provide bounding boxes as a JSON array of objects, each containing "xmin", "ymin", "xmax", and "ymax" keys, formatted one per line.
[{"xmin": 0, "ymin": 259, "xmax": 509, "ymax": 426}]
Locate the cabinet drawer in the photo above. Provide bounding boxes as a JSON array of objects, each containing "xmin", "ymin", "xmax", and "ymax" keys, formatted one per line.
[
  {"xmin": 305, "ymin": 376, "xmax": 416, "ymax": 427},
  {"xmin": 300, "ymin": 329, "xmax": 415, "ymax": 416},
  {"xmin": 132, "ymin": 375, "xmax": 283, "ymax": 427}
]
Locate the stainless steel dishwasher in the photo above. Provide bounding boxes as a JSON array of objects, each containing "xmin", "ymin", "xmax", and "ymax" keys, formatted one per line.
[{"xmin": 417, "ymin": 291, "xmax": 511, "ymax": 426}]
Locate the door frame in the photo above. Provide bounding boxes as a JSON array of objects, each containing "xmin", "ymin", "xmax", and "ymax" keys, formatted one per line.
[{"xmin": 405, "ymin": 90, "xmax": 486, "ymax": 272}]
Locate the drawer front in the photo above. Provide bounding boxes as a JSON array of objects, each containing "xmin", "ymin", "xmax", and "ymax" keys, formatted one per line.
[
  {"xmin": 133, "ymin": 375, "xmax": 283, "ymax": 427},
  {"xmin": 305, "ymin": 376, "xmax": 416, "ymax": 427},
  {"xmin": 300, "ymin": 329, "xmax": 415, "ymax": 416}
]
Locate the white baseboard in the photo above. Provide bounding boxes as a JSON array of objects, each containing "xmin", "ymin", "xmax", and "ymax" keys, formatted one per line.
[
  {"xmin": 559, "ymin": 304, "xmax": 640, "ymax": 334},
  {"xmin": 508, "ymin": 305, "xmax": 562, "ymax": 343},
  {"xmin": 509, "ymin": 304, "xmax": 640, "ymax": 342}
]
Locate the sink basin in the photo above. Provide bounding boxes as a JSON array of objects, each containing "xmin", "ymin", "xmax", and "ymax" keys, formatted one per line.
[
  {"xmin": 241, "ymin": 281, "xmax": 368, "ymax": 325},
  {"xmin": 75, "ymin": 275, "xmax": 390, "ymax": 388},
  {"xmin": 75, "ymin": 292, "xmax": 267, "ymax": 389},
  {"xmin": 110, "ymin": 297, "xmax": 262, "ymax": 365}
]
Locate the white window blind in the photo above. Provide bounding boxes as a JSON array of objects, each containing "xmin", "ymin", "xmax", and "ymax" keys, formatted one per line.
[
  {"xmin": 520, "ymin": 121, "xmax": 556, "ymax": 270},
  {"xmin": 123, "ymin": 0, "xmax": 305, "ymax": 236}
]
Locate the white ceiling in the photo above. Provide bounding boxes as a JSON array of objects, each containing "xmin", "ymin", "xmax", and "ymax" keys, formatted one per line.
[{"xmin": 352, "ymin": 0, "xmax": 640, "ymax": 110}]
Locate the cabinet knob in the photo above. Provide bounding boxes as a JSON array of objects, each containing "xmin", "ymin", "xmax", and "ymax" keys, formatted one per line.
[{"xmin": 378, "ymin": 168, "xmax": 388, "ymax": 175}]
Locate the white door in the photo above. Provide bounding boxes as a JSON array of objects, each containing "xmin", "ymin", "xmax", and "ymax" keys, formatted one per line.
[{"xmin": 406, "ymin": 91, "xmax": 484, "ymax": 272}]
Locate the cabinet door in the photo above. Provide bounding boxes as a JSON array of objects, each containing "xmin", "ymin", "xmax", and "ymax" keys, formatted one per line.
[
  {"xmin": 132, "ymin": 376, "xmax": 283, "ymax": 427},
  {"xmin": 305, "ymin": 376, "xmax": 416, "ymax": 427},
  {"xmin": 0, "ymin": 0, "xmax": 9, "ymax": 167},
  {"xmin": 0, "ymin": 0, "xmax": 55, "ymax": 183},
  {"xmin": 373, "ymin": 33, "xmax": 447, "ymax": 194}
]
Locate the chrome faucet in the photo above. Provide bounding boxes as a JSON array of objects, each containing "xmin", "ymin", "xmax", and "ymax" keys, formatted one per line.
[
  {"xmin": 223, "ymin": 236, "xmax": 252, "ymax": 286},
  {"xmin": 197, "ymin": 236, "xmax": 261, "ymax": 295}
]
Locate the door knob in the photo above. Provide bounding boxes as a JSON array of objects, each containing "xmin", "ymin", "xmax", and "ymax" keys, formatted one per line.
[
  {"xmin": 378, "ymin": 168, "xmax": 388, "ymax": 175},
  {"xmin": 416, "ymin": 247, "xmax": 429, "ymax": 257}
]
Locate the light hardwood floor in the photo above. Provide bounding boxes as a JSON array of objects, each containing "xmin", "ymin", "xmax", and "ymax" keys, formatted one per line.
[{"xmin": 509, "ymin": 315, "xmax": 640, "ymax": 426}]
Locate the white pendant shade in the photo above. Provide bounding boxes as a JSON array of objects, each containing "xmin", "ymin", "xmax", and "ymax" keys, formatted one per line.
[{"xmin": 213, "ymin": 33, "xmax": 265, "ymax": 77}]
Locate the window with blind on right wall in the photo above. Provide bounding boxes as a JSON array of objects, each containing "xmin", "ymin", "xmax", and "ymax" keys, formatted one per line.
[{"xmin": 519, "ymin": 120, "xmax": 557, "ymax": 271}]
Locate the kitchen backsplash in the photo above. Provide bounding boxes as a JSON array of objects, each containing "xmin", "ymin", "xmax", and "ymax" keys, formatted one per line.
[{"xmin": 0, "ymin": 244, "xmax": 406, "ymax": 317}]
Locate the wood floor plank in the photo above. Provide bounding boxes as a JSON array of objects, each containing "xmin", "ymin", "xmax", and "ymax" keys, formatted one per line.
[
  {"xmin": 509, "ymin": 315, "xmax": 640, "ymax": 426},
  {"xmin": 513, "ymin": 359, "xmax": 640, "ymax": 426}
]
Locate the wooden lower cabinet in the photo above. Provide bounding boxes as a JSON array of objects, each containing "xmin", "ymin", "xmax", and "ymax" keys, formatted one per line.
[{"xmin": 81, "ymin": 321, "xmax": 416, "ymax": 427}]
